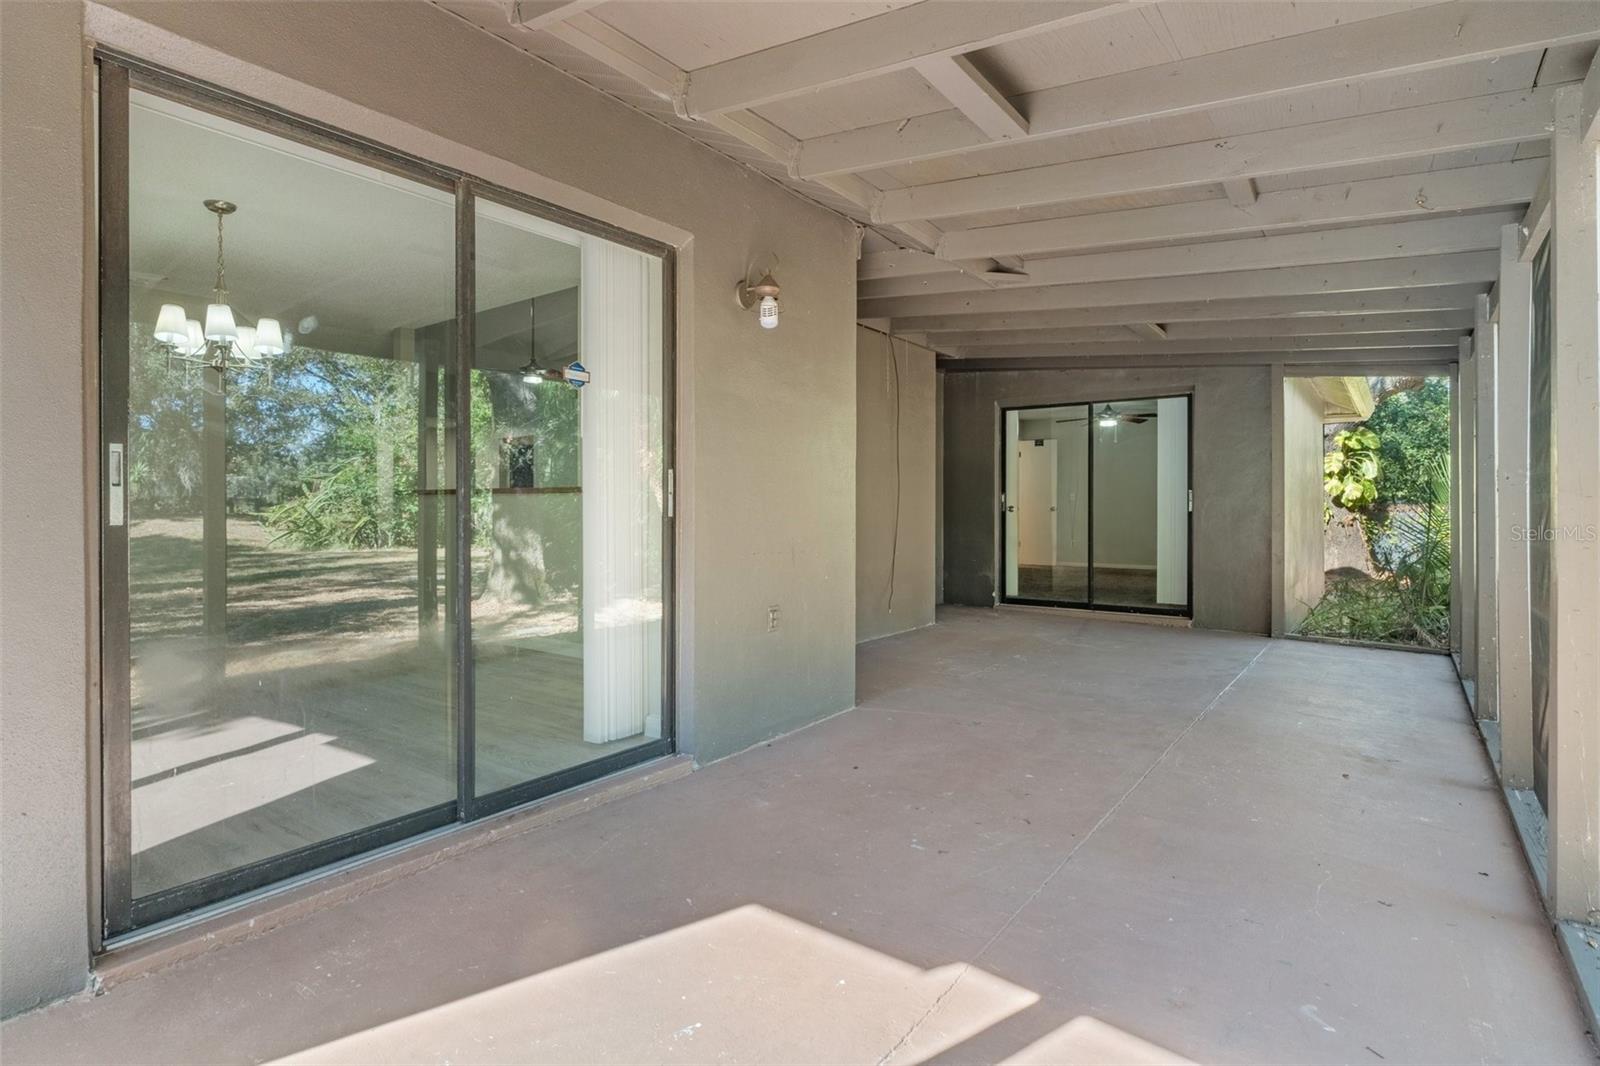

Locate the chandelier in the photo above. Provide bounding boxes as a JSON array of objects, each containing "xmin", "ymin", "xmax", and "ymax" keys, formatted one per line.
[{"xmin": 152, "ymin": 199, "xmax": 284, "ymax": 384}]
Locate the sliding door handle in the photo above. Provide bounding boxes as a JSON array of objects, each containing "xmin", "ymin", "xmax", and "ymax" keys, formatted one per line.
[{"xmin": 108, "ymin": 443, "xmax": 126, "ymax": 527}]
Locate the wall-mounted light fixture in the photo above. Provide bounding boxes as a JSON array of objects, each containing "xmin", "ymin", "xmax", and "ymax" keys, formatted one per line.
[{"xmin": 736, "ymin": 272, "xmax": 781, "ymax": 330}]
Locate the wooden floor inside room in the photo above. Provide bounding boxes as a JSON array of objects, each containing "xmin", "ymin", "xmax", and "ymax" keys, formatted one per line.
[
  {"xmin": 129, "ymin": 644, "xmax": 649, "ymax": 897},
  {"xmin": 1016, "ymin": 564, "xmax": 1160, "ymax": 608}
]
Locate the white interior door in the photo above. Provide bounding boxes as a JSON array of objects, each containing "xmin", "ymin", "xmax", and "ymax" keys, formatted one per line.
[
  {"xmin": 1004, "ymin": 411, "xmax": 1020, "ymax": 597},
  {"xmin": 1018, "ymin": 440, "xmax": 1058, "ymax": 565}
]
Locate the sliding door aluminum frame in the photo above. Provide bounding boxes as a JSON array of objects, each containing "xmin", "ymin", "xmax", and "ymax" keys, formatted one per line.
[
  {"xmin": 94, "ymin": 52, "xmax": 677, "ymax": 940},
  {"xmin": 996, "ymin": 394, "xmax": 1194, "ymax": 619}
]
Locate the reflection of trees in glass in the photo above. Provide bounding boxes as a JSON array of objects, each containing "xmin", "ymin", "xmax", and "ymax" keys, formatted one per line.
[
  {"xmin": 477, "ymin": 372, "xmax": 582, "ymax": 607},
  {"xmin": 128, "ymin": 324, "xmax": 442, "ymax": 549},
  {"xmin": 128, "ymin": 318, "xmax": 593, "ymax": 618},
  {"xmin": 250, "ymin": 344, "xmax": 435, "ymax": 549},
  {"xmin": 127, "ymin": 326, "xmax": 206, "ymax": 516},
  {"xmin": 478, "ymin": 373, "xmax": 580, "ymax": 492}
]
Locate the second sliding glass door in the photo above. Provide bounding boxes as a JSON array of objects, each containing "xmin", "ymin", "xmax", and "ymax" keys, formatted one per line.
[
  {"xmin": 1002, "ymin": 397, "xmax": 1191, "ymax": 616},
  {"xmin": 99, "ymin": 63, "xmax": 672, "ymax": 936}
]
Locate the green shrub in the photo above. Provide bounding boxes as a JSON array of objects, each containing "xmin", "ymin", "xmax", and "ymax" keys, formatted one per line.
[{"xmin": 1324, "ymin": 427, "xmax": 1380, "ymax": 511}]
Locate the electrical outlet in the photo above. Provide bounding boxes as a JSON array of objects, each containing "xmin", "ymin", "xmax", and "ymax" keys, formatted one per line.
[{"xmin": 767, "ymin": 605, "xmax": 780, "ymax": 633}]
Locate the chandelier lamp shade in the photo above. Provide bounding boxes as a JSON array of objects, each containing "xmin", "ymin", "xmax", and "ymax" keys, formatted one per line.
[{"xmin": 153, "ymin": 199, "xmax": 284, "ymax": 380}]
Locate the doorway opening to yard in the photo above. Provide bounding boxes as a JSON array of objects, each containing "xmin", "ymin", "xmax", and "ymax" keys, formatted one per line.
[
  {"xmin": 1283, "ymin": 373, "xmax": 1454, "ymax": 650},
  {"xmin": 998, "ymin": 396, "xmax": 1191, "ymax": 617},
  {"xmin": 96, "ymin": 59, "xmax": 674, "ymax": 937}
]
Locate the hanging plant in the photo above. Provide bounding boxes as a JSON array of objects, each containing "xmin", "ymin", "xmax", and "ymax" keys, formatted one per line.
[{"xmin": 1324, "ymin": 427, "xmax": 1381, "ymax": 511}]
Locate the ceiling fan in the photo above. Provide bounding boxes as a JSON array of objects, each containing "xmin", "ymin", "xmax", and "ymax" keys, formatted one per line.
[{"xmin": 1056, "ymin": 404, "xmax": 1158, "ymax": 427}]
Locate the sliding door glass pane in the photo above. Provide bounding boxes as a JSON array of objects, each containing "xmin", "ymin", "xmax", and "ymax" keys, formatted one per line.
[
  {"xmin": 1005, "ymin": 406, "xmax": 1088, "ymax": 603},
  {"xmin": 125, "ymin": 91, "xmax": 457, "ymax": 898},
  {"xmin": 471, "ymin": 198, "xmax": 664, "ymax": 797},
  {"xmin": 1089, "ymin": 398, "xmax": 1188, "ymax": 609}
]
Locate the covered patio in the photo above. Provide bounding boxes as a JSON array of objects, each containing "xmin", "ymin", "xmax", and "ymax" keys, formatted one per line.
[
  {"xmin": 5, "ymin": 1, "xmax": 1600, "ymax": 1058},
  {"xmin": 2, "ymin": 609, "xmax": 1586, "ymax": 1064}
]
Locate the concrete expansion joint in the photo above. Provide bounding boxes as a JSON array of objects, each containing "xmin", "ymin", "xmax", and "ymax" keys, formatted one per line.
[
  {"xmin": 876, "ymin": 961, "xmax": 973, "ymax": 1065},
  {"xmin": 879, "ymin": 639, "xmax": 1274, "ymax": 1060}
]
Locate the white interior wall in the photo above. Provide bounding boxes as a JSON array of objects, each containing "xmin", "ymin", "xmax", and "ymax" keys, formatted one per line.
[{"xmin": 1019, "ymin": 415, "xmax": 1158, "ymax": 568}]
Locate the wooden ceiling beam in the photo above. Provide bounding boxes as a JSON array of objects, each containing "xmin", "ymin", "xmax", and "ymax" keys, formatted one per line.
[
  {"xmin": 860, "ymin": 251, "xmax": 1498, "ymax": 318},
  {"xmin": 797, "ymin": 1, "xmax": 1600, "ymax": 178},
  {"xmin": 912, "ymin": 53, "xmax": 1028, "ymax": 141},
  {"xmin": 677, "ymin": 1, "xmax": 1127, "ymax": 117},
  {"xmin": 860, "ymin": 212, "xmax": 1516, "ymax": 298},
  {"xmin": 510, "ymin": 0, "xmax": 607, "ymax": 32},
  {"xmin": 938, "ymin": 349, "xmax": 1458, "ymax": 371},
  {"xmin": 889, "ymin": 286, "xmax": 1487, "ymax": 332},
  {"xmin": 873, "ymin": 87, "xmax": 1559, "ymax": 223},
  {"xmin": 539, "ymin": 13, "xmax": 944, "ymax": 250},
  {"xmin": 937, "ymin": 160, "xmax": 1544, "ymax": 261},
  {"xmin": 925, "ymin": 330, "xmax": 1465, "ymax": 351}
]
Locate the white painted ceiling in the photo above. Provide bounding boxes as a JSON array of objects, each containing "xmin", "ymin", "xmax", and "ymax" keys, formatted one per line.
[
  {"xmin": 130, "ymin": 92, "xmax": 579, "ymax": 359},
  {"xmin": 435, "ymin": 0, "xmax": 1599, "ymax": 366}
]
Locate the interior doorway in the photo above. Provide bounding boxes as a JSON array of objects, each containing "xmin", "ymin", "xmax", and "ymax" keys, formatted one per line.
[{"xmin": 1000, "ymin": 396, "xmax": 1191, "ymax": 616}]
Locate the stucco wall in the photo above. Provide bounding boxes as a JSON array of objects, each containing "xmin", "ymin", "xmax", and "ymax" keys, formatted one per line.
[
  {"xmin": 1283, "ymin": 378, "xmax": 1328, "ymax": 630},
  {"xmin": 0, "ymin": 0, "xmax": 93, "ymax": 1019},
  {"xmin": 0, "ymin": 0, "xmax": 858, "ymax": 1016},
  {"xmin": 943, "ymin": 366, "xmax": 1271, "ymax": 634},
  {"xmin": 856, "ymin": 328, "xmax": 936, "ymax": 643}
]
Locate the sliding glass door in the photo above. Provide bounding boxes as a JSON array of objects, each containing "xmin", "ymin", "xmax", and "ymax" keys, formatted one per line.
[
  {"xmin": 468, "ymin": 197, "xmax": 665, "ymax": 804},
  {"xmin": 98, "ymin": 59, "xmax": 672, "ymax": 936},
  {"xmin": 1001, "ymin": 397, "xmax": 1191, "ymax": 615}
]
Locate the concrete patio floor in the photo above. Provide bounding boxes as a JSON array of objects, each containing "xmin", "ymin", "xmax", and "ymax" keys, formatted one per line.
[{"xmin": 2, "ymin": 607, "xmax": 1592, "ymax": 1065}]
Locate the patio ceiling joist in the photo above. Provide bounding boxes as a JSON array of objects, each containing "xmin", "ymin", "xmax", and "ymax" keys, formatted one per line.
[
  {"xmin": 1147, "ymin": 311, "xmax": 1477, "ymax": 338},
  {"xmin": 887, "ymin": 285, "xmax": 1489, "ymax": 333},
  {"xmin": 937, "ymin": 349, "xmax": 1460, "ymax": 371},
  {"xmin": 924, "ymin": 330, "xmax": 1467, "ymax": 353},
  {"xmin": 674, "ymin": 1, "xmax": 1129, "ymax": 118},
  {"xmin": 468, "ymin": 1, "xmax": 1598, "ymax": 370},
  {"xmin": 934, "ymin": 160, "xmax": 1545, "ymax": 261},
  {"xmin": 535, "ymin": 11, "xmax": 945, "ymax": 251},
  {"xmin": 910, "ymin": 53, "xmax": 1029, "ymax": 142},
  {"xmin": 796, "ymin": 1, "xmax": 1600, "ymax": 178},
  {"xmin": 509, "ymin": 0, "xmax": 605, "ymax": 32},
  {"xmin": 872, "ymin": 88, "xmax": 1560, "ymax": 224},
  {"xmin": 858, "ymin": 211, "xmax": 1518, "ymax": 295},
  {"xmin": 899, "ymin": 309, "xmax": 1483, "ymax": 340},
  {"xmin": 859, "ymin": 252, "xmax": 1499, "ymax": 319},
  {"xmin": 928, "ymin": 328, "xmax": 1465, "ymax": 348}
]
